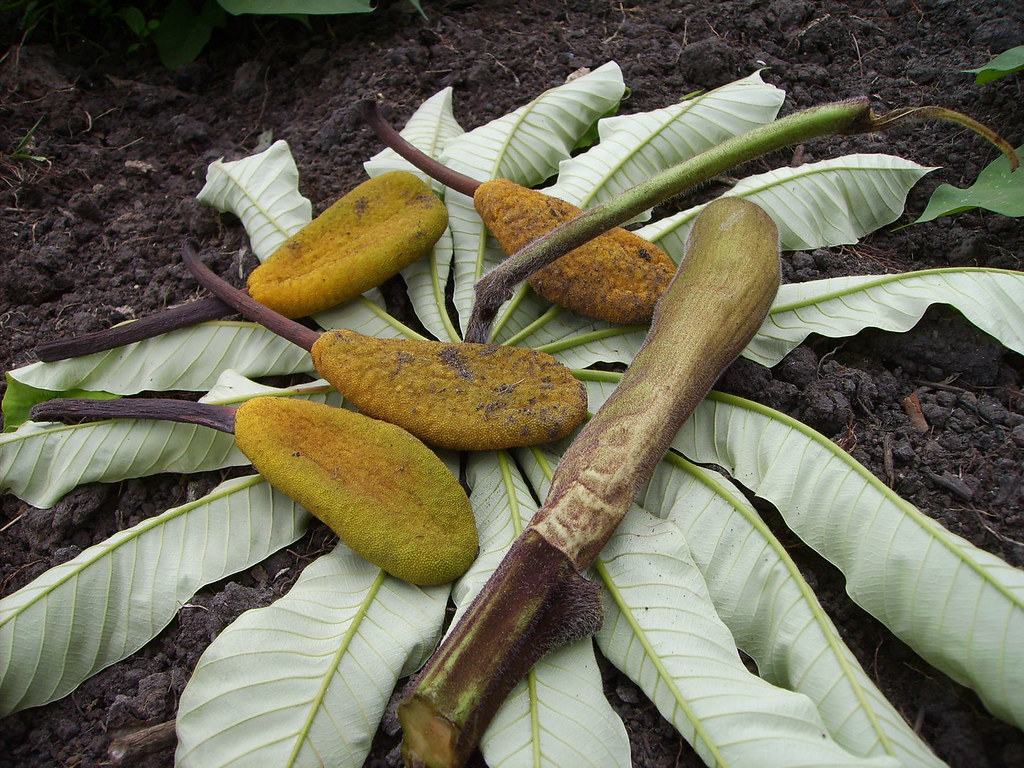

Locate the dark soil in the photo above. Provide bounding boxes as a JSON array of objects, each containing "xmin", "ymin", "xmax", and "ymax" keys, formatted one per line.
[{"xmin": 1, "ymin": 1, "xmax": 1023, "ymax": 766}]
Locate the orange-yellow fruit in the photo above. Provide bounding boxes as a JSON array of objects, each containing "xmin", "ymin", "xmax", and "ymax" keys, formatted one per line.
[
  {"xmin": 247, "ymin": 171, "xmax": 448, "ymax": 318},
  {"xmin": 234, "ymin": 397, "xmax": 477, "ymax": 586},
  {"xmin": 474, "ymin": 178, "xmax": 676, "ymax": 324},
  {"xmin": 310, "ymin": 330, "xmax": 588, "ymax": 451}
]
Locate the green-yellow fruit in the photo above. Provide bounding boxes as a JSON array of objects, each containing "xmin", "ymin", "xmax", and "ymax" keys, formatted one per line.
[
  {"xmin": 247, "ymin": 171, "xmax": 448, "ymax": 318},
  {"xmin": 310, "ymin": 331, "xmax": 588, "ymax": 451},
  {"xmin": 234, "ymin": 397, "xmax": 477, "ymax": 586},
  {"xmin": 474, "ymin": 178, "xmax": 676, "ymax": 324}
]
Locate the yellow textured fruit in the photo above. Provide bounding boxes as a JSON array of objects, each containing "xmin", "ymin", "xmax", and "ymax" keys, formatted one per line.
[
  {"xmin": 247, "ymin": 171, "xmax": 448, "ymax": 318},
  {"xmin": 234, "ymin": 397, "xmax": 477, "ymax": 586},
  {"xmin": 474, "ymin": 178, "xmax": 676, "ymax": 324},
  {"xmin": 310, "ymin": 330, "xmax": 588, "ymax": 451}
]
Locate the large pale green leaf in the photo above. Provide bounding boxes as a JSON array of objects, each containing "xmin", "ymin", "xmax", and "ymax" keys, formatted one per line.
[
  {"xmin": 638, "ymin": 154, "xmax": 933, "ymax": 259},
  {"xmin": 643, "ymin": 454, "xmax": 946, "ymax": 767},
  {"xmin": 0, "ymin": 418, "xmax": 240, "ymax": 509},
  {"xmin": 0, "ymin": 475, "xmax": 311, "ymax": 716},
  {"xmin": 312, "ymin": 288, "xmax": 425, "ymax": 340},
  {"xmin": 595, "ymin": 508, "xmax": 897, "ymax": 767},
  {"xmin": 745, "ymin": 267, "xmax": 1024, "ymax": 367},
  {"xmin": 672, "ymin": 392, "xmax": 1024, "ymax": 730},
  {"xmin": 5, "ymin": 322, "xmax": 315, "ymax": 398},
  {"xmin": 462, "ymin": 452, "xmax": 631, "ymax": 768},
  {"xmin": 547, "ymin": 71, "xmax": 785, "ymax": 210},
  {"xmin": 438, "ymin": 62, "xmax": 626, "ymax": 334},
  {"xmin": 196, "ymin": 139, "xmax": 312, "ymax": 262},
  {"xmin": 175, "ymin": 545, "xmax": 448, "ymax": 768}
]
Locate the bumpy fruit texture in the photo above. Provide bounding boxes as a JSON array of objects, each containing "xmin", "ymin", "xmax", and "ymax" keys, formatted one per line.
[
  {"xmin": 311, "ymin": 330, "xmax": 588, "ymax": 451},
  {"xmin": 234, "ymin": 397, "xmax": 477, "ymax": 586},
  {"xmin": 474, "ymin": 178, "xmax": 676, "ymax": 325},
  {"xmin": 247, "ymin": 171, "xmax": 448, "ymax": 318}
]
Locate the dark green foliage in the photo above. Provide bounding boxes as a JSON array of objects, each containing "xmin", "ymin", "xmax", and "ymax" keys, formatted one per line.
[{"xmin": 1, "ymin": 0, "xmax": 425, "ymax": 69}]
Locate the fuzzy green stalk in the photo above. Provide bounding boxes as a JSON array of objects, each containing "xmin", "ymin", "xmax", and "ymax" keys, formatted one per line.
[
  {"xmin": 398, "ymin": 198, "xmax": 782, "ymax": 768},
  {"xmin": 461, "ymin": 99, "xmax": 1018, "ymax": 342}
]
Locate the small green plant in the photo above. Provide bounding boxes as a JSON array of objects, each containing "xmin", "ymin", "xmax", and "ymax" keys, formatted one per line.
[
  {"xmin": 917, "ymin": 47, "xmax": 1024, "ymax": 222},
  {"xmin": 4, "ymin": 116, "xmax": 49, "ymax": 164},
  {"xmin": 965, "ymin": 45, "xmax": 1024, "ymax": 84},
  {"xmin": 2, "ymin": 66, "xmax": 1023, "ymax": 768}
]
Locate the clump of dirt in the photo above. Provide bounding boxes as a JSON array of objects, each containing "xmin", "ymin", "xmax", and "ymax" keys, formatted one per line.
[{"xmin": 1, "ymin": 1, "xmax": 1023, "ymax": 767}]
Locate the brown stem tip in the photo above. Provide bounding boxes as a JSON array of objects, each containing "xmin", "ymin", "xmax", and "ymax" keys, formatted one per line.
[
  {"xmin": 180, "ymin": 243, "xmax": 320, "ymax": 352},
  {"xmin": 30, "ymin": 397, "xmax": 237, "ymax": 434},
  {"xmin": 359, "ymin": 99, "xmax": 481, "ymax": 197},
  {"xmin": 34, "ymin": 295, "xmax": 235, "ymax": 362}
]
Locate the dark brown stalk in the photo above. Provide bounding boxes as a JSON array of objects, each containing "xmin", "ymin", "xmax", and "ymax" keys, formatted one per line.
[
  {"xmin": 359, "ymin": 99, "xmax": 481, "ymax": 198},
  {"xmin": 181, "ymin": 243, "xmax": 320, "ymax": 351},
  {"xmin": 34, "ymin": 295, "xmax": 234, "ymax": 362},
  {"xmin": 398, "ymin": 198, "xmax": 782, "ymax": 767},
  {"xmin": 30, "ymin": 397, "xmax": 237, "ymax": 433}
]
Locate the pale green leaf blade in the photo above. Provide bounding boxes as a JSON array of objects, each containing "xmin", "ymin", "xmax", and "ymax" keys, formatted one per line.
[
  {"xmin": 175, "ymin": 545, "xmax": 448, "ymax": 768},
  {"xmin": 639, "ymin": 155, "xmax": 934, "ymax": 259},
  {"xmin": 440, "ymin": 62, "xmax": 626, "ymax": 189},
  {"xmin": 197, "ymin": 370, "xmax": 335, "ymax": 404},
  {"xmin": 508, "ymin": 309, "xmax": 648, "ymax": 369},
  {"xmin": 490, "ymin": 290, "xmax": 646, "ymax": 371},
  {"xmin": 401, "ymin": 226, "xmax": 461, "ymax": 342},
  {"xmin": 746, "ymin": 267, "xmax": 1024, "ymax": 367},
  {"xmin": 0, "ymin": 475, "xmax": 311, "ymax": 716},
  {"xmin": 642, "ymin": 455, "xmax": 947, "ymax": 767},
  {"xmin": 673, "ymin": 393, "xmax": 1024, "ymax": 730},
  {"xmin": 5, "ymin": 322, "xmax": 316, "ymax": 396},
  {"xmin": 313, "ymin": 288, "xmax": 425, "ymax": 340},
  {"xmin": 915, "ymin": 145, "xmax": 1024, "ymax": 222},
  {"xmin": 445, "ymin": 189, "xmax": 497, "ymax": 337},
  {"xmin": 440, "ymin": 63, "xmax": 625, "ymax": 333},
  {"xmin": 461, "ymin": 453, "xmax": 631, "ymax": 768},
  {"xmin": 0, "ymin": 418, "xmax": 241, "ymax": 508},
  {"xmin": 548, "ymin": 71, "xmax": 785, "ymax": 210},
  {"xmin": 481, "ymin": 639, "xmax": 629, "ymax": 768},
  {"xmin": 595, "ymin": 510, "xmax": 898, "ymax": 768},
  {"xmin": 196, "ymin": 139, "xmax": 312, "ymax": 261}
]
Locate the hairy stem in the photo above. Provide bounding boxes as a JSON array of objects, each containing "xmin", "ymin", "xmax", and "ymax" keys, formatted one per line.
[
  {"xmin": 30, "ymin": 397, "xmax": 237, "ymax": 433},
  {"xmin": 460, "ymin": 99, "xmax": 868, "ymax": 341},
  {"xmin": 461, "ymin": 99, "xmax": 1019, "ymax": 343},
  {"xmin": 181, "ymin": 243, "xmax": 320, "ymax": 351}
]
